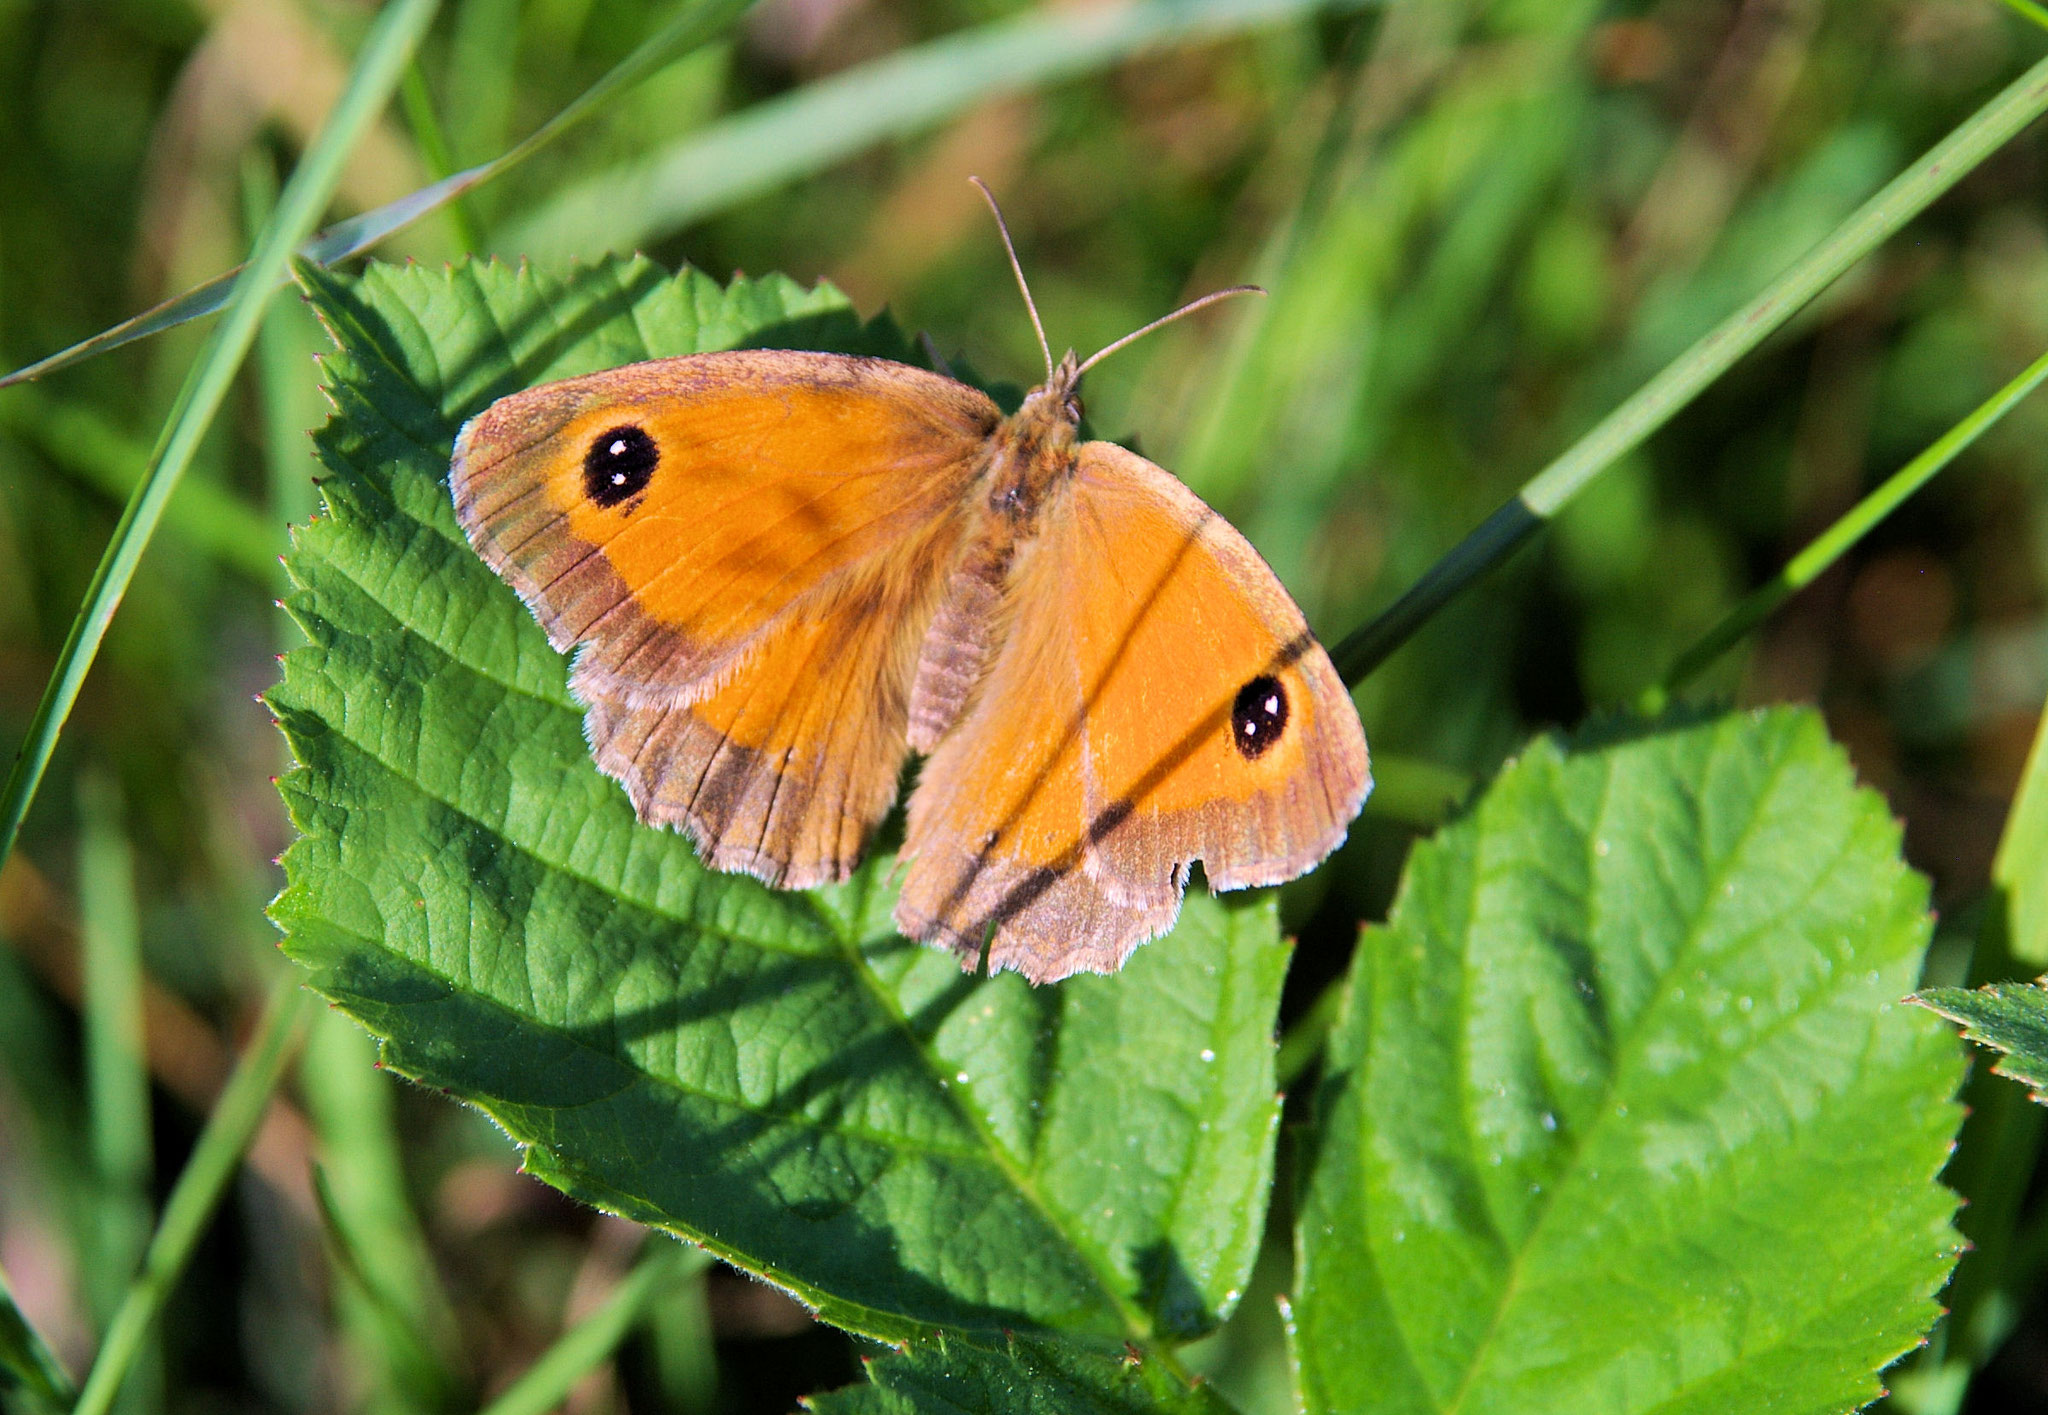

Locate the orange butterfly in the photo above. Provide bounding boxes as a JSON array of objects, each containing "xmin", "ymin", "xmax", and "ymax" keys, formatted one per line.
[{"xmin": 450, "ymin": 183, "xmax": 1369, "ymax": 982}]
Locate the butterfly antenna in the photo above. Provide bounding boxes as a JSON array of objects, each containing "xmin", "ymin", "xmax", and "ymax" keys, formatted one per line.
[
  {"xmin": 1073, "ymin": 285, "xmax": 1265, "ymax": 380},
  {"xmin": 918, "ymin": 329, "xmax": 958, "ymax": 380},
  {"xmin": 971, "ymin": 176, "xmax": 1054, "ymax": 383}
]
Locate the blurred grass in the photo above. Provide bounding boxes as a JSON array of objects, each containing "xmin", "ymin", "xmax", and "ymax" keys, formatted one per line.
[
  {"xmin": 1648, "ymin": 337, "xmax": 2048, "ymax": 705},
  {"xmin": 0, "ymin": 0, "xmax": 440, "ymax": 872},
  {"xmin": 72, "ymin": 976, "xmax": 311, "ymax": 1415},
  {"xmin": 0, "ymin": 0, "xmax": 752, "ymax": 389},
  {"xmin": 501, "ymin": 0, "xmax": 1383, "ymax": 257},
  {"xmin": 480, "ymin": 1243, "xmax": 714, "ymax": 1415},
  {"xmin": 1, "ymin": 0, "xmax": 2046, "ymax": 1411},
  {"xmin": 0, "ymin": 390, "xmax": 280, "ymax": 583},
  {"xmin": 74, "ymin": 770, "xmax": 155, "ymax": 1415}
]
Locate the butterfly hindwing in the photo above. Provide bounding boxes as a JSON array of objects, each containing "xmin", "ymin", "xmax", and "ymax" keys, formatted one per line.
[{"xmin": 897, "ymin": 440, "xmax": 1370, "ymax": 981}]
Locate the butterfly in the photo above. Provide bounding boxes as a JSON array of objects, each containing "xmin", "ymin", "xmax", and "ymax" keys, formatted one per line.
[{"xmin": 450, "ymin": 182, "xmax": 1369, "ymax": 983}]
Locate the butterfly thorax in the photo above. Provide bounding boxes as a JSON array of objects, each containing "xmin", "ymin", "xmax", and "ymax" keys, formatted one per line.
[
  {"xmin": 982, "ymin": 353, "xmax": 1083, "ymax": 524},
  {"xmin": 906, "ymin": 357, "xmax": 1085, "ymax": 753}
]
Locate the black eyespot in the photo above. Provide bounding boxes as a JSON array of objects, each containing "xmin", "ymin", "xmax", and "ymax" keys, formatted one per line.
[
  {"xmin": 1230, "ymin": 675, "xmax": 1289, "ymax": 760},
  {"xmin": 583, "ymin": 424, "xmax": 658, "ymax": 508}
]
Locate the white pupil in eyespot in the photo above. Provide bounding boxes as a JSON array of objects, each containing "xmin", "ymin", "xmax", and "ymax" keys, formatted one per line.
[
  {"xmin": 612, "ymin": 472, "xmax": 627, "ymax": 484},
  {"xmin": 1241, "ymin": 694, "xmax": 1283, "ymax": 737},
  {"xmin": 610, "ymin": 439, "xmax": 627, "ymax": 455}
]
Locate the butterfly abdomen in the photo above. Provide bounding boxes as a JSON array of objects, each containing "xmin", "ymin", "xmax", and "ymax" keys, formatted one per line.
[
  {"xmin": 907, "ymin": 534, "xmax": 1012, "ymax": 753},
  {"xmin": 906, "ymin": 383, "xmax": 1084, "ymax": 753}
]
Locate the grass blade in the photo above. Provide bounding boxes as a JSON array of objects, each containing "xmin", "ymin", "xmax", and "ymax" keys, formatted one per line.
[
  {"xmin": 1330, "ymin": 49, "xmax": 2048, "ymax": 684},
  {"xmin": 0, "ymin": 272, "xmax": 239, "ymax": 392},
  {"xmin": 0, "ymin": 0, "xmax": 439, "ymax": 874},
  {"xmin": 503, "ymin": 0, "xmax": 1382, "ymax": 258},
  {"xmin": 0, "ymin": 1259, "xmax": 74, "ymax": 1413},
  {"xmin": 0, "ymin": 0, "xmax": 754, "ymax": 391},
  {"xmin": 642, "ymin": 1267, "xmax": 719, "ymax": 1414},
  {"xmin": 76, "ymin": 771, "xmax": 157, "ymax": 1415},
  {"xmin": 397, "ymin": 64, "xmax": 486, "ymax": 250},
  {"xmin": 480, "ymin": 1243, "xmax": 713, "ymax": 1415},
  {"xmin": 1647, "ymin": 342, "xmax": 2048, "ymax": 705},
  {"xmin": 2006, "ymin": 0, "xmax": 2048, "ymax": 33},
  {"xmin": 242, "ymin": 153, "xmax": 331, "ymax": 546},
  {"xmin": 1991, "ymin": 695, "xmax": 2048, "ymax": 971},
  {"xmin": 70, "ymin": 978, "xmax": 313, "ymax": 1415},
  {"xmin": 303, "ymin": 1013, "xmax": 465, "ymax": 1410},
  {"xmin": 77, "ymin": 772, "xmax": 153, "ymax": 1323}
]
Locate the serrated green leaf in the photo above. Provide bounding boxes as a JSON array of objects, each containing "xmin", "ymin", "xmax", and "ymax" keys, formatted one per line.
[
  {"xmin": 268, "ymin": 257, "xmax": 1290, "ymax": 1348},
  {"xmin": 1914, "ymin": 984, "xmax": 2048, "ymax": 1103},
  {"xmin": 1293, "ymin": 708, "xmax": 1963, "ymax": 1415},
  {"xmin": 804, "ymin": 1331, "xmax": 1237, "ymax": 1415}
]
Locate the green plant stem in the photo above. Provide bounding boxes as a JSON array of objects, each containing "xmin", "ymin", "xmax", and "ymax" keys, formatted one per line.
[
  {"xmin": 1988, "ymin": 680, "xmax": 2048, "ymax": 971},
  {"xmin": 480, "ymin": 1243, "xmax": 713, "ymax": 1415},
  {"xmin": 1330, "ymin": 48, "xmax": 2048, "ymax": 685},
  {"xmin": 1914, "ymin": 1063, "xmax": 2044, "ymax": 1411},
  {"xmin": 1332, "ymin": 498, "xmax": 1539, "ymax": 684},
  {"xmin": 241, "ymin": 154, "xmax": 324, "ymax": 547},
  {"xmin": 642, "ymin": 1265, "xmax": 719, "ymax": 1413},
  {"xmin": 0, "ymin": 0, "xmax": 752, "ymax": 390},
  {"xmin": 1643, "ymin": 343, "xmax": 2048, "ymax": 709},
  {"xmin": 304, "ymin": 1022, "xmax": 465, "ymax": 1409},
  {"xmin": 0, "ymin": 0, "xmax": 438, "ymax": 876},
  {"xmin": 1894, "ymin": 701, "xmax": 2048, "ymax": 1414},
  {"xmin": 71, "ymin": 979, "xmax": 313, "ymax": 1415},
  {"xmin": 1946, "ymin": 704, "xmax": 2048, "ymax": 1328}
]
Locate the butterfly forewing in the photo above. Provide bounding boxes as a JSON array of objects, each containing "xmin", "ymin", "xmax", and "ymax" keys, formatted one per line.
[{"xmin": 451, "ymin": 350, "xmax": 996, "ymax": 887}]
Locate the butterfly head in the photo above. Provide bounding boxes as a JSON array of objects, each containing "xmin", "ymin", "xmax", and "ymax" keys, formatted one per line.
[
  {"xmin": 988, "ymin": 354, "xmax": 1084, "ymax": 517},
  {"xmin": 1030, "ymin": 349, "xmax": 1086, "ymax": 423}
]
